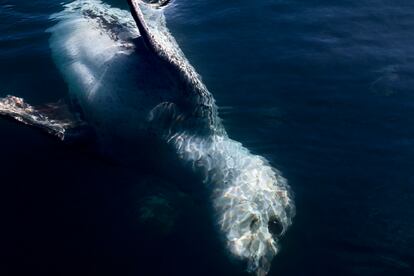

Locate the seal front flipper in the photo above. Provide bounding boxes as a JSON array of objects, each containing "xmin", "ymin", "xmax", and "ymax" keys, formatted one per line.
[
  {"xmin": 127, "ymin": 0, "xmax": 221, "ymax": 134},
  {"xmin": 0, "ymin": 95, "xmax": 92, "ymax": 142}
]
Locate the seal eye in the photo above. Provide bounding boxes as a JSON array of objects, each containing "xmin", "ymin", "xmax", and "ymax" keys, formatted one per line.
[{"xmin": 268, "ymin": 217, "xmax": 283, "ymax": 237}]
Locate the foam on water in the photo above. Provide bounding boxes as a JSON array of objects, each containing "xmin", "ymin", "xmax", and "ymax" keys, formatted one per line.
[{"xmin": 45, "ymin": 1, "xmax": 295, "ymax": 274}]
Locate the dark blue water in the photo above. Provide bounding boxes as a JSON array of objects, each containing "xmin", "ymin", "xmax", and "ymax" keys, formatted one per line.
[{"xmin": 1, "ymin": 0, "xmax": 414, "ymax": 275}]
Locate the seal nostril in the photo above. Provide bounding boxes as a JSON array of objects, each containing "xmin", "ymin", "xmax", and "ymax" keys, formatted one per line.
[
  {"xmin": 268, "ymin": 217, "xmax": 283, "ymax": 237},
  {"xmin": 250, "ymin": 216, "xmax": 260, "ymax": 232}
]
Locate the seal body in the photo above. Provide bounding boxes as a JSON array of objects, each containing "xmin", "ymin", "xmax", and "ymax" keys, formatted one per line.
[
  {"xmin": 50, "ymin": 1, "xmax": 295, "ymax": 274},
  {"xmin": 1, "ymin": 1, "xmax": 295, "ymax": 274},
  {"xmin": 48, "ymin": 1, "xmax": 182, "ymax": 152}
]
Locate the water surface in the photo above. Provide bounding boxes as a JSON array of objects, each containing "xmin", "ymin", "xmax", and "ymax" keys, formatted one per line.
[{"xmin": 1, "ymin": 0, "xmax": 414, "ymax": 275}]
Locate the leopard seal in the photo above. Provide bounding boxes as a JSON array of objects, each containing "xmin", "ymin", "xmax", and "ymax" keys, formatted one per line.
[{"xmin": 0, "ymin": 0, "xmax": 294, "ymax": 274}]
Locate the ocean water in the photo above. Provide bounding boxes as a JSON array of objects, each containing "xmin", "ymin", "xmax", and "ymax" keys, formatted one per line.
[{"xmin": 1, "ymin": 0, "xmax": 414, "ymax": 275}]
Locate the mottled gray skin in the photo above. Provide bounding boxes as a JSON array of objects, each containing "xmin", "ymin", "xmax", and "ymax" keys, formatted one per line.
[{"xmin": 0, "ymin": 1, "xmax": 294, "ymax": 275}]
